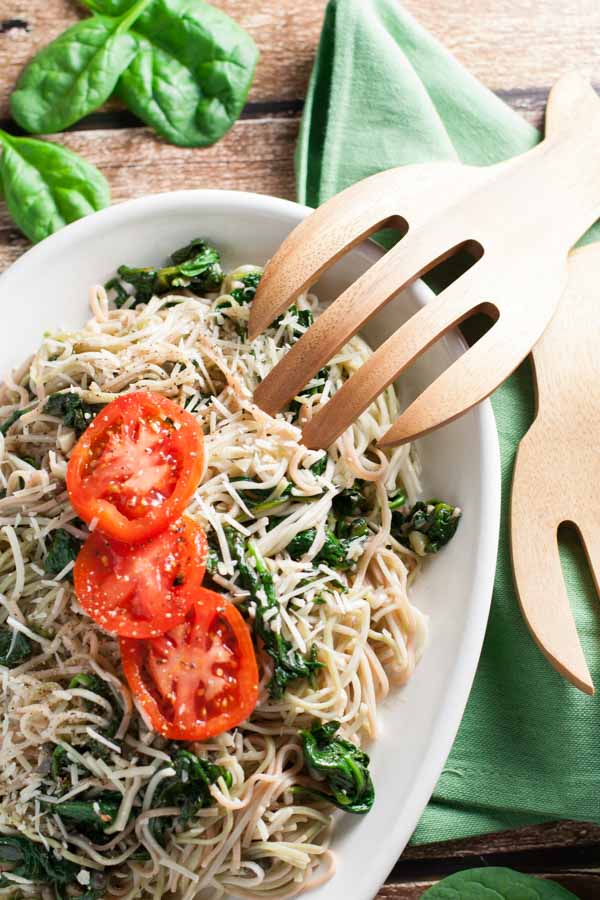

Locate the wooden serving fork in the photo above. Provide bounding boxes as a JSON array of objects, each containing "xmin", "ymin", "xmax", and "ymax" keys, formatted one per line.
[
  {"xmin": 511, "ymin": 244, "xmax": 600, "ymax": 696},
  {"xmin": 249, "ymin": 73, "xmax": 600, "ymax": 449}
]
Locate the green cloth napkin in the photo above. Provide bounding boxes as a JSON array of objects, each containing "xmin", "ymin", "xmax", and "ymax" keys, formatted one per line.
[{"xmin": 296, "ymin": 0, "xmax": 600, "ymax": 844}]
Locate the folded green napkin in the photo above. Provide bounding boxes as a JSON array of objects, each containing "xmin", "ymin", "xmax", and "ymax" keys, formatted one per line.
[{"xmin": 297, "ymin": 0, "xmax": 600, "ymax": 844}]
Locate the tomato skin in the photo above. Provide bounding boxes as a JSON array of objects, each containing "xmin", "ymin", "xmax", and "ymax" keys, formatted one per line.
[
  {"xmin": 120, "ymin": 589, "xmax": 259, "ymax": 740},
  {"xmin": 67, "ymin": 391, "xmax": 204, "ymax": 543},
  {"xmin": 74, "ymin": 517, "xmax": 208, "ymax": 638}
]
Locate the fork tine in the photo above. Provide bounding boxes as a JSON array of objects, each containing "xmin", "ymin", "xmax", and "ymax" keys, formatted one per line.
[
  {"xmin": 248, "ymin": 162, "xmax": 471, "ymax": 340},
  {"xmin": 512, "ymin": 439, "xmax": 594, "ymax": 695},
  {"xmin": 299, "ymin": 271, "xmax": 483, "ymax": 450},
  {"xmin": 254, "ymin": 221, "xmax": 473, "ymax": 416},
  {"xmin": 377, "ymin": 312, "xmax": 542, "ymax": 447}
]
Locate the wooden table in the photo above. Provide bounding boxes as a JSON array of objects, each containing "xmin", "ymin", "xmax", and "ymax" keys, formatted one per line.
[{"xmin": 2, "ymin": 0, "xmax": 600, "ymax": 895}]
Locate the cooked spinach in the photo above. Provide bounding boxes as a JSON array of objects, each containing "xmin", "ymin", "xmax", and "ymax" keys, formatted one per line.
[
  {"xmin": 0, "ymin": 625, "xmax": 33, "ymax": 668},
  {"xmin": 108, "ymin": 238, "xmax": 223, "ymax": 306},
  {"xmin": 0, "ymin": 834, "xmax": 80, "ymax": 892},
  {"xmin": 391, "ymin": 499, "xmax": 461, "ymax": 556},
  {"xmin": 44, "ymin": 529, "xmax": 82, "ymax": 578},
  {"xmin": 335, "ymin": 516, "xmax": 368, "ymax": 541},
  {"xmin": 309, "ymin": 455, "xmax": 327, "ymax": 477},
  {"xmin": 46, "ymin": 793, "xmax": 121, "ymax": 837},
  {"xmin": 148, "ymin": 749, "xmax": 231, "ymax": 845},
  {"xmin": 10, "ymin": 0, "xmax": 150, "ymax": 134},
  {"xmin": 44, "ymin": 392, "xmax": 103, "ymax": 435},
  {"xmin": 388, "ymin": 488, "xmax": 407, "ymax": 511},
  {"xmin": 228, "ymin": 270, "xmax": 262, "ymax": 306},
  {"xmin": 0, "ymin": 130, "xmax": 109, "ymax": 244},
  {"xmin": 225, "ymin": 527, "xmax": 322, "ymax": 698},
  {"xmin": 332, "ymin": 481, "xmax": 369, "ymax": 518},
  {"xmin": 0, "ymin": 404, "xmax": 32, "ymax": 436},
  {"xmin": 69, "ymin": 672, "xmax": 122, "ymax": 741},
  {"xmin": 287, "ymin": 527, "xmax": 356, "ymax": 570},
  {"xmin": 50, "ymin": 674, "xmax": 123, "ymax": 777},
  {"xmin": 298, "ymin": 720, "xmax": 374, "ymax": 815},
  {"xmin": 79, "ymin": 0, "xmax": 259, "ymax": 148}
]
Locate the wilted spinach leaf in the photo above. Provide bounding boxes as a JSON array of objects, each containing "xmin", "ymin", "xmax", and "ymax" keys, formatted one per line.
[
  {"xmin": 44, "ymin": 529, "xmax": 82, "ymax": 578},
  {"xmin": 0, "ymin": 835, "xmax": 79, "ymax": 891},
  {"xmin": 298, "ymin": 720, "xmax": 374, "ymax": 814},
  {"xmin": 44, "ymin": 392, "xmax": 103, "ymax": 435},
  {"xmin": 149, "ymin": 749, "xmax": 231, "ymax": 845},
  {"xmin": 0, "ymin": 131, "xmax": 110, "ymax": 244},
  {"xmin": 109, "ymin": 238, "xmax": 223, "ymax": 306},
  {"xmin": 0, "ymin": 625, "xmax": 33, "ymax": 668}
]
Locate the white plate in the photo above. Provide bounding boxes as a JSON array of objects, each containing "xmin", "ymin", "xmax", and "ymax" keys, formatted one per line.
[{"xmin": 0, "ymin": 190, "xmax": 501, "ymax": 900}]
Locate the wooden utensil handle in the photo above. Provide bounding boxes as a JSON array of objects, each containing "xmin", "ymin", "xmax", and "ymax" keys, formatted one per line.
[{"xmin": 526, "ymin": 73, "xmax": 600, "ymax": 247}]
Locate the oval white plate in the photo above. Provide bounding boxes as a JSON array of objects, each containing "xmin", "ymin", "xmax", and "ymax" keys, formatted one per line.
[{"xmin": 0, "ymin": 190, "xmax": 500, "ymax": 900}]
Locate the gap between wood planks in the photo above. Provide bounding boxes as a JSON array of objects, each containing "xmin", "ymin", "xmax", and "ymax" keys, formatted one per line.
[{"xmin": 0, "ymin": 86, "xmax": 567, "ymax": 137}]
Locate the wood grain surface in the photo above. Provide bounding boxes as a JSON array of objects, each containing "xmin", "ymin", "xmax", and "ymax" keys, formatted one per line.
[{"xmin": 1, "ymin": 1, "xmax": 600, "ymax": 897}]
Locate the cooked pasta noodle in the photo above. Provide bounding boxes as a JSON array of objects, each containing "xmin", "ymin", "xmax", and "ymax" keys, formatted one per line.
[{"xmin": 0, "ymin": 264, "xmax": 428, "ymax": 899}]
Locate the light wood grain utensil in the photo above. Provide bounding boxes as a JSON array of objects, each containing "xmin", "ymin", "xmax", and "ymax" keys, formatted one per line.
[
  {"xmin": 511, "ymin": 243, "xmax": 600, "ymax": 696},
  {"xmin": 249, "ymin": 73, "xmax": 600, "ymax": 450}
]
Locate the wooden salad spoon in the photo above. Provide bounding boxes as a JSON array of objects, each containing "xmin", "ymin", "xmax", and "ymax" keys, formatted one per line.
[
  {"xmin": 248, "ymin": 73, "xmax": 600, "ymax": 449},
  {"xmin": 511, "ymin": 243, "xmax": 600, "ymax": 695}
]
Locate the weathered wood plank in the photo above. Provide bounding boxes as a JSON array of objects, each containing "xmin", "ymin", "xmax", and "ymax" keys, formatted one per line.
[
  {"xmin": 403, "ymin": 820, "xmax": 600, "ymax": 859},
  {"xmin": 0, "ymin": 117, "xmax": 298, "ymax": 271},
  {"xmin": 3, "ymin": 0, "xmax": 600, "ymax": 123}
]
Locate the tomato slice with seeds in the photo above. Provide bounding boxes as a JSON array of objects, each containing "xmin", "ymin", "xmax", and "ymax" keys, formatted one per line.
[
  {"xmin": 67, "ymin": 391, "xmax": 204, "ymax": 543},
  {"xmin": 74, "ymin": 517, "xmax": 208, "ymax": 638},
  {"xmin": 120, "ymin": 588, "xmax": 259, "ymax": 740}
]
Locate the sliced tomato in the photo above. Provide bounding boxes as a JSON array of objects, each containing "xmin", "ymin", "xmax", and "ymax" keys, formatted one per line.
[
  {"xmin": 120, "ymin": 588, "xmax": 259, "ymax": 740},
  {"xmin": 66, "ymin": 391, "xmax": 204, "ymax": 543},
  {"xmin": 74, "ymin": 517, "xmax": 208, "ymax": 638}
]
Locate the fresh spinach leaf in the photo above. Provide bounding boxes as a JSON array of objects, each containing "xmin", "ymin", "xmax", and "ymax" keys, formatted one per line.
[
  {"xmin": 0, "ymin": 130, "xmax": 110, "ymax": 244},
  {"xmin": 10, "ymin": 0, "xmax": 151, "ymax": 134},
  {"xmin": 298, "ymin": 720, "xmax": 374, "ymax": 814},
  {"xmin": 0, "ymin": 835, "xmax": 79, "ymax": 891},
  {"xmin": 0, "ymin": 625, "xmax": 33, "ymax": 668},
  {"xmin": 44, "ymin": 529, "xmax": 82, "ymax": 578},
  {"xmin": 422, "ymin": 867, "xmax": 577, "ymax": 898},
  {"xmin": 79, "ymin": 0, "xmax": 259, "ymax": 147},
  {"xmin": 44, "ymin": 392, "xmax": 103, "ymax": 435}
]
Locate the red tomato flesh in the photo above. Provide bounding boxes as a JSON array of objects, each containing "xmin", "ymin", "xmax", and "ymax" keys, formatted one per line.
[
  {"xmin": 67, "ymin": 391, "xmax": 204, "ymax": 543},
  {"xmin": 74, "ymin": 517, "xmax": 208, "ymax": 638},
  {"xmin": 120, "ymin": 588, "xmax": 259, "ymax": 740}
]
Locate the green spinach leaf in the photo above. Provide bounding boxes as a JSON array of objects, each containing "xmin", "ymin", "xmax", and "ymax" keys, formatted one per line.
[
  {"xmin": 391, "ymin": 499, "xmax": 461, "ymax": 556},
  {"xmin": 111, "ymin": 237, "xmax": 223, "ymax": 305},
  {"xmin": 298, "ymin": 720, "xmax": 374, "ymax": 814},
  {"xmin": 0, "ymin": 835, "xmax": 79, "ymax": 891},
  {"xmin": 10, "ymin": 0, "xmax": 151, "ymax": 134},
  {"xmin": 44, "ymin": 529, "xmax": 82, "ymax": 578},
  {"xmin": 79, "ymin": 0, "xmax": 259, "ymax": 147},
  {"xmin": 44, "ymin": 392, "xmax": 103, "ymax": 435},
  {"xmin": 225, "ymin": 527, "xmax": 322, "ymax": 698},
  {"xmin": 0, "ymin": 625, "xmax": 33, "ymax": 668},
  {"xmin": 148, "ymin": 749, "xmax": 231, "ymax": 845},
  {"xmin": 0, "ymin": 131, "xmax": 110, "ymax": 244},
  {"xmin": 422, "ymin": 867, "xmax": 577, "ymax": 898}
]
